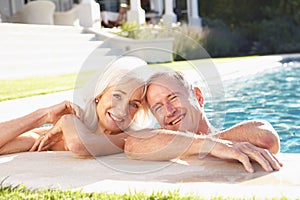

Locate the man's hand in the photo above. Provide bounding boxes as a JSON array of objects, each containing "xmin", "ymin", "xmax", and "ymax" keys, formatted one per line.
[{"xmin": 209, "ymin": 139, "xmax": 282, "ymax": 173}]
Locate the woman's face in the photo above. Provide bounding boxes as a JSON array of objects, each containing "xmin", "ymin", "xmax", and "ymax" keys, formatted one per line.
[{"xmin": 96, "ymin": 82, "xmax": 144, "ymax": 134}]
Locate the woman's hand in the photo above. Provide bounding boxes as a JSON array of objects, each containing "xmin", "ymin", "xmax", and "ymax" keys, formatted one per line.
[
  {"xmin": 43, "ymin": 101, "xmax": 83, "ymax": 124},
  {"xmin": 30, "ymin": 118, "xmax": 64, "ymax": 151}
]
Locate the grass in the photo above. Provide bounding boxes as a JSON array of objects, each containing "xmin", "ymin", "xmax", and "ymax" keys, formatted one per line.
[
  {"xmin": 0, "ymin": 56, "xmax": 259, "ymax": 102},
  {"xmin": 0, "ymin": 184, "xmax": 290, "ymax": 200},
  {"xmin": 0, "ymin": 185, "xmax": 201, "ymax": 200},
  {"xmin": 0, "ymin": 71, "xmax": 93, "ymax": 102}
]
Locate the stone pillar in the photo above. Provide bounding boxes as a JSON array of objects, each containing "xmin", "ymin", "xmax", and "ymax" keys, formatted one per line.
[
  {"xmin": 150, "ymin": 0, "xmax": 164, "ymax": 15},
  {"xmin": 78, "ymin": 0, "xmax": 100, "ymax": 28},
  {"xmin": 187, "ymin": 0, "xmax": 201, "ymax": 27},
  {"xmin": 127, "ymin": 0, "xmax": 145, "ymax": 25},
  {"xmin": 162, "ymin": 0, "xmax": 176, "ymax": 27}
]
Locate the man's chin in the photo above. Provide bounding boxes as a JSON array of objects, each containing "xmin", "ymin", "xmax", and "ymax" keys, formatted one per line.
[{"xmin": 164, "ymin": 125, "xmax": 178, "ymax": 131}]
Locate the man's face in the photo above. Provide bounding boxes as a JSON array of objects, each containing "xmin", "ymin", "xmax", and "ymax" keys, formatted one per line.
[{"xmin": 146, "ymin": 76, "xmax": 202, "ymax": 133}]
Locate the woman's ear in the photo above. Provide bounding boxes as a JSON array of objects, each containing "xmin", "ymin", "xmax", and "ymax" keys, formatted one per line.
[{"xmin": 194, "ymin": 87, "xmax": 204, "ymax": 107}]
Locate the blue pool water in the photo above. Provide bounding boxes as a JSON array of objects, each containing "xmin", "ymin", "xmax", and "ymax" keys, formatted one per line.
[{"xmin": 207, "ymin": 61, "xmax": 300, "ymax": 153}]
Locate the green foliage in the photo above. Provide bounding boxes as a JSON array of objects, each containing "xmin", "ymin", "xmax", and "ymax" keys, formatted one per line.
[
  {"xmin": 250, "ymin": 18, "xmax": 300, "ymax": 54},
  {"xmin": 118, "ymin": 22, "xmax": 141, "ymax": 39},
  {"xmin": 169, "ymin": 26, "xmax": 209, "ymax": 61},
  {"xmin": 199, "ymin": 0, "xmax": 300, "ymax": 56},
  {"xmin": 116, "ymin": 0, "xmax": 300, "ymax": 58},
  {"xmin": 201, "ymin": 18, "xmax": 247, "ymax": 57}
]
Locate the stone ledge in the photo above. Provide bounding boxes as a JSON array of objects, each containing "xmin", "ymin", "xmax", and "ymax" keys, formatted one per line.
[{"xmin": 0, "ymin": 151, "xmax": 299, "ymax": 198}]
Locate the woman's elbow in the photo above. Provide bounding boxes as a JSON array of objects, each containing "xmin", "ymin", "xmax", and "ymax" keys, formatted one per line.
[
  {"xmin": 124, "ymin": 136, "xmax": 145, "ymax": 160},
  {"xmin": 67, "ymin": 140, "xmax": 91, "ymax": 156},
  {"xmin": 124, "ymin": 137, "xmax": 135, "ymax": 159}
]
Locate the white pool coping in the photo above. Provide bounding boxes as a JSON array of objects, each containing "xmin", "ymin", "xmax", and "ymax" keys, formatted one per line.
[{"xmin": 0, "ymin": 152, "xmax": 299, "ymax": 198}]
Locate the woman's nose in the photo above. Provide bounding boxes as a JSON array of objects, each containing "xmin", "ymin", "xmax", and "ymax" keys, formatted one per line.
[{"xmin": 115, "ymin": 101, "xmax": 128, "ymax": 117}]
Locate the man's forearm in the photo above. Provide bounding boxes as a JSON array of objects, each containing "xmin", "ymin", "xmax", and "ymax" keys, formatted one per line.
[
  {"xmin": 218, "ymin": 120, "xmax": 280, "ymax": 153},
  {"xmin": 124, "ymin": 129, "xmax": 210, "ymax": 161}
]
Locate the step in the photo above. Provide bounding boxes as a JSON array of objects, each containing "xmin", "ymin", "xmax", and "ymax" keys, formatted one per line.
[
  {"xmin": 0, "ymin": 40, "xmax": 104, "ymax": 55},
  {"xmin": 0, "ymin": 23, "xmax": 85, "ymax": 35},
  {"xmin": 0, "ymin": 32, "xmax": 98, "ymax": 41},
  {"xmin": 0, "ymin": 55, "xmax": 117, "ymax": 79},
  {"xmin": 0, "ymin": 47, "xmax": 111, "ymax": 60},
  {"xmin": 0, "ymin": 23, "xmax": 118, "ymax": 79}
]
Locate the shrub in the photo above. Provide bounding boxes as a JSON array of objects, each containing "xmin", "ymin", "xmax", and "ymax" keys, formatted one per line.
[
  {"xmin": 201, "ymin": 18, "xmax": 247, "ymax": 57},
  {"xmin": 250, "ymin": 17, "xmax": 300, "ymax": 55}
]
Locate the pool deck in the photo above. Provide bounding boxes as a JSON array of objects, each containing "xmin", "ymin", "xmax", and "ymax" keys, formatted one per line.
[
  {"xmin": 1, "ymin": 54, "xmax": 300, "ymax": 198},
  {"xmin": 1, "ymin": 152, "xmax": 299, "ymax": 198}
]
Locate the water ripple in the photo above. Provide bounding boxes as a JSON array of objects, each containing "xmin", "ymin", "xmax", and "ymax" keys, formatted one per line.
[{"xmin": 205, "ymin": 62, "xmax": 300, "ymax": 153}]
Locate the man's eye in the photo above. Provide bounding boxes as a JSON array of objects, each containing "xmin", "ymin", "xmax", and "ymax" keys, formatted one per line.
[
  {"xmin": 170, "ymin": 95, "xmax": 178, "ymax": 101},
  {"xmin": 154, "ymin": 105, "xmax": 162, "ymax": 113}
]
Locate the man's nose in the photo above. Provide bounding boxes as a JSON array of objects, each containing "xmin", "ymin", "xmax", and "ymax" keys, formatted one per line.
[{"xmin": 164, "ymin": 102, "xmax": 176, "ymax": 117}]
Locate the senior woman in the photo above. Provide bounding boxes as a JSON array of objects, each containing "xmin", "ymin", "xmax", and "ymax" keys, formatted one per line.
[{"xmin": 0, "ymin": 56, "xmax": 152, "ymax": 156}]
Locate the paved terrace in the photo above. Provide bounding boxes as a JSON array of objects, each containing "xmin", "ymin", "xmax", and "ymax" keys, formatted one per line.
[{"xmin": 0, "ymin": 23, "xmax": 300, "ymax": 198}]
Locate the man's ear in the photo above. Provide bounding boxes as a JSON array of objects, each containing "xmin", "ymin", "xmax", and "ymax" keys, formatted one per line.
[{"xmin": 194, "ymin": 87, "xmax": 204, "ymax": 107}]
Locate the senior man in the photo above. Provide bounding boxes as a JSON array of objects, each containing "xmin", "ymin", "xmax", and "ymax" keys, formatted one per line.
[{"xmin": 125, "ymin": 71, "xmax": 282, "ymax": 173}]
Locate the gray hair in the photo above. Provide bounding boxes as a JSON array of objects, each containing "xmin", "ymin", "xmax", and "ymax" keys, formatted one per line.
[
  {"xmin": 81, "ymin": 56, "xmax": 153, "ymax": 132},
  {"xmin": 145, "ymin": 70, "xmax": 194, "ymax": 105}
]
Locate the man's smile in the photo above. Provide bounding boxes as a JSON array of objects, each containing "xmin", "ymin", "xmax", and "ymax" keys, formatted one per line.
[{"xmin": 167, "ymin": 114, "xmax": 186, "ymax": 126}]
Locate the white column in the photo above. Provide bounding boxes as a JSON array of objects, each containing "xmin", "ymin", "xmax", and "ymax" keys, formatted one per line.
[
  {"xmin": 78, "ymin": 0, "xmax": 100, "ymax": 28},
  {"xmin": 11, "ymin": 0, "xmax": 24, "ymax": 15},
  {"xmin": 127, "ymin": 0, "xmax": 145, "ymax": 25},
  {"xmin": 187, "ymin": 0, "xmax": 202, "ymax": 27},
  {"xmin": 162, "ymin": 0, "xmax": 176, "ymax": 27},
  {"xmin": 150, "ymin": 0, "xmax": 164, "ymax": 15}
]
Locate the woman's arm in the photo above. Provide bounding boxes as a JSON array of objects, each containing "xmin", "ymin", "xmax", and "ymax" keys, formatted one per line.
[
  {"xmin": 0, "ymin": 101, "xmax": 80, "ymax": 150},
  {"xmin": 31, "ymin": 114, "xmax": 126, "ymax": 157}
]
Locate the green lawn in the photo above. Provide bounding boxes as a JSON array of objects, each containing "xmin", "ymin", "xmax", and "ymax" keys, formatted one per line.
[
  {"xmin": 0, "ymin": 72, "xmax": 93, "ymax": 102},
  {"xmin": 0, "ymin": 184, "xmax": 289, "ymax": 200},
  {"xmin": 0, "ymin": 56, "xmax": 258, "ymax": 102}
]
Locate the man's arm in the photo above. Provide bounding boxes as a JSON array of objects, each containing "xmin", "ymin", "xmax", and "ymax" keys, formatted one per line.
[
  {"xmin": 217, "ymin": 120, "xmax": 280, "ymax": 154},
  {"xmin": 124, "ymin": 129, "xmax": 282, "ymax": 173}
]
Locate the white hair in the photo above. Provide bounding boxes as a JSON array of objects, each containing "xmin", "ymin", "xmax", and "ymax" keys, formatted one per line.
[{"xmin": 81, "ymin": 56, "xmax": 153, "ymax": 132}]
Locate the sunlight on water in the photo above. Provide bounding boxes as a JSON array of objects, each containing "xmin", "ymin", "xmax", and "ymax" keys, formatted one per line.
[{"xmin": 205, "ymin": 61, "xmax": 300, "ymax": 153}]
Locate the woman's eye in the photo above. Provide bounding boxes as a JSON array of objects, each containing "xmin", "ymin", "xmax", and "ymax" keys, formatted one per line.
[
  {"xmin": 130, "ymin": 102, "xmax": 140, "ymax": 109},
  {"xmin": 113, "ymin": 93, "xmax": 121, "ymax": 99}
]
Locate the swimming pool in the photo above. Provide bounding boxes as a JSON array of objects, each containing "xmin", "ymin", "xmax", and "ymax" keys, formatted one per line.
[{"xmin": 207, "ymin": 61, "xmax": 300, "ymax": 153}]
